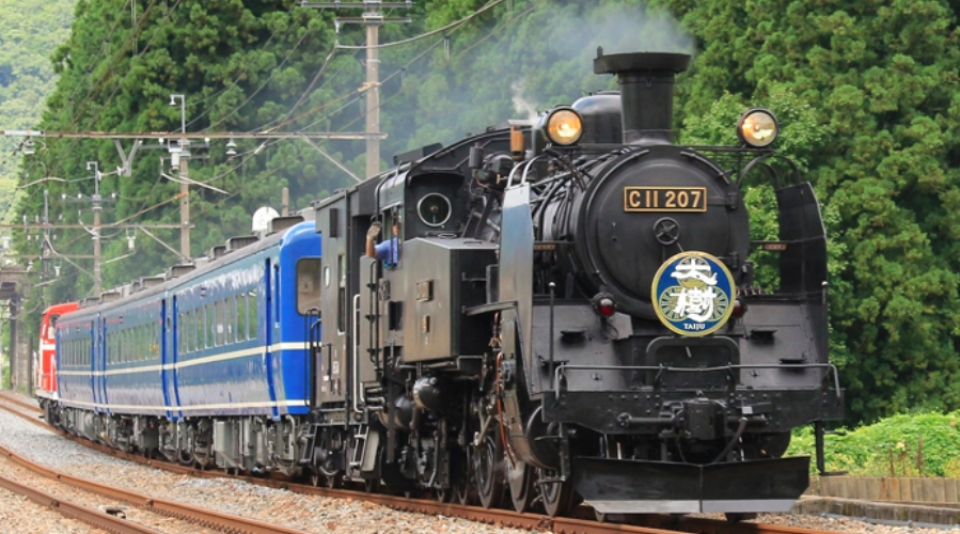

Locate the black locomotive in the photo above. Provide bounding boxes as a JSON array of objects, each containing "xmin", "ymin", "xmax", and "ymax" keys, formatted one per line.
[{"xmin": 304, "ymin": 48, "xmax": 843, "ymax": 517}]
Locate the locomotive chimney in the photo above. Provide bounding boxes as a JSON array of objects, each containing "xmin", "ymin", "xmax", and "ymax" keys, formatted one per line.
[{"xmin": 594, "ymin": 48, "xmax": 690, "ymax": 145}]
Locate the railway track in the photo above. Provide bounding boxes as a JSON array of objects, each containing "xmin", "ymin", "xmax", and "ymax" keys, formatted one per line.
[
  {"xmin": 0, "ymin": 433, "xmax": 313, "ymax": 533},
  {"xmin": 0, "ymin": 470, "xmax": 165, "ymax": 534},
  {"xmin": 0, "ymin": 391, "xmax": 43, "ymax": 414},
  {"xmin": 0, "ymin": 393, "xmax": 837, "ymax": 534}
]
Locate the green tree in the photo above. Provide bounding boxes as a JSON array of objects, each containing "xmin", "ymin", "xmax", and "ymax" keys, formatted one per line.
[{"xmin": 0, "ymin": 0, "xmax": 74, "ymax": 220}]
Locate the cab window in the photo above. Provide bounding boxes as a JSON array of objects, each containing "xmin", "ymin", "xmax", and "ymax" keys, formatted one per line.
[{"xmin": 296, "ymin": 259, "xmax": 321, "ymax": 315}]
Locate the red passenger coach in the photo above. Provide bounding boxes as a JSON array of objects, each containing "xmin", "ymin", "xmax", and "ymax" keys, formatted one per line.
[{"xmin": 36, "ymin": 302, "xmax": 78, "ymax": 404}]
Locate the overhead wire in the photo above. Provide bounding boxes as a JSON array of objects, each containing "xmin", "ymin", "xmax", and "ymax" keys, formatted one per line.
[
  {"xmin": 53, "ymin": 0, "xmax": 183, "ymax": 177},
  {"xmin": 332, "ymin": 0, "xmax": 507, "ymax": 50},
  {"xmin": 44, "ymin": 0, "xmax": 519, "ymax": 258},
  {"xmin": 259, "ymin": 47, "xmax": 340, "ymax": 130},
  {"xmin": 63, "ymin": 0, "xmax": 162, "ymax": 134},
  {"xmin": 57, "ymin": 7, "xmax": 137, "ymax": 129},
  {"xmin": 160, "ymin": 172, "xmax": 230, "ymax": 195},
  {"xmin": 185, "ymin": 21, "xmax": 289, "ymax": 129},
  {"xmin": 208, "ymin": 1, "xmax": 525, "ymax": 199},
  {"xmin": 280, "ymin": 1, "xmax": 527, "ymax": 159},
  {"xmin": 264, "ymin": 36, "xmax": 444, "ymax": 134},
  {"xmin": 259, "ymin": 0, "xmax": 505, "ymax": 133},
  {"xmin": 201, "ymin": 27, "xmax": 315, "ymax": 132}
]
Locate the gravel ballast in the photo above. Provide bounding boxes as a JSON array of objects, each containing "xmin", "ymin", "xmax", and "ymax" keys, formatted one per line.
[
  {"xmin": 0, "ymin": 396, "xmax": 530, "ymax": 534},
  {"xmin": 1, "ymin": 393, "xmax": 955, "ymax": 534}
]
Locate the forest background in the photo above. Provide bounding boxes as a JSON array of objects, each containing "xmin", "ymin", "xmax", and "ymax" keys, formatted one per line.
[{"xmin": 3, "ymin": 0, "xmax": 960, "ymax": 425}]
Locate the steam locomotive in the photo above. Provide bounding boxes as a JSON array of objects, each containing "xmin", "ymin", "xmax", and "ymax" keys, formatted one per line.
[{"xmin": 45, "ymin": 48, "xmax": 843, "ymax": 519}]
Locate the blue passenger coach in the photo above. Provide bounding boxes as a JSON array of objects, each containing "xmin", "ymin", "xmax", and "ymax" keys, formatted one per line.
[{"xmin": 54, "ymin": 220, "xmax": 321, "ymax": 467}]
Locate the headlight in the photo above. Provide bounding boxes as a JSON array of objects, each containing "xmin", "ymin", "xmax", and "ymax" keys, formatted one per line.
[
  {"xmin": 737, "ymin": 108, "xmax": 778, "ymax": 148},
  {"xmin": 546, "ymin": 108, "xmax": 584, "ymax": 146}
]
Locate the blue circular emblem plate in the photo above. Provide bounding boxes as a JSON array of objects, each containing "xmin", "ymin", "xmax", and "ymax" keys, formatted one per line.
[{"xmin": 651, "ymin": 251, "xmax": 736, "ymax": 337}]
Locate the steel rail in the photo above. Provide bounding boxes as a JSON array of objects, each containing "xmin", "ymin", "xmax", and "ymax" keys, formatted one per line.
[
  {"xmin": 0, "ymin": 471, "xmax": 164, "ymax": 534},
  {"xmin": 0, "ymin": 435, "xmax": 311, "ymax": 533},
  {"xmin": 0, "ymin": 400, "xmax": 841, "ymax": 534},
  {"xmin": 0, "ymin": 392, "xmax": 43, "ymax": 414}
]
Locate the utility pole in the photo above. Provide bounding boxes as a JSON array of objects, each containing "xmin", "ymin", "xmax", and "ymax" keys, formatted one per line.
[
  {"xmin": 86, "ymin": 161, "xmax": 103, "ymax": 294},
  {"xmin": 301, "ymin": 1, "xmax": 413, "ymax": 178},
  {"xmin": 179, "ymin": 150, "xmax": 190, "ymax": 258},
  {"xmin": 170, "ymin": 94, "xmax": 190, "ymax": 259},
  {"xmin": 50, "ymin": 162, "xmax": 115, "ymax": 294},
  {"xmin": 365, "ymin": 21, "xmax": 381, "ymax": 179}
]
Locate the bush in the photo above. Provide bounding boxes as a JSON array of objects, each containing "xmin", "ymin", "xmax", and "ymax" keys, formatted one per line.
[{"xmin": 788, "ymin": 412, "xmax": 960, "ymax": 477}]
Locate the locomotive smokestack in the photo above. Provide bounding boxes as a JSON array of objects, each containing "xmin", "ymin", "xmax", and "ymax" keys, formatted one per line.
[{"xmin": 594, "ymin": 48, "xmax": 690, "ymax": 145}]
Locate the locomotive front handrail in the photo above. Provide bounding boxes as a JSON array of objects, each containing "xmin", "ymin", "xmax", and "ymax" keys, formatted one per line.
[
  {"xmin": 505, "ymin": 155, "xmax": 546, "ymax": 188},
  {"xmin": 552, "ymin": 362, "xmax": 841, "ymax": 399},
  {"xmin": 738, "ymin": 153, "xmax": 803, "ymax": 189}
]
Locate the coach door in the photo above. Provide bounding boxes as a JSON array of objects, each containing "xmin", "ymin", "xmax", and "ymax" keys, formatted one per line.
[
  {"xmin": 264, "ymin": 259, "xmax": 280, "ymax": 419},
  {"xmin": 162, "ymin": 298, "xmax": 181, "ymax": 421},
  {"xmin": 317, "ymin": 196, "xmax": 348, "ymax": 404},
  {"xmin": 92, "ymin": 316, "xmax": 107, "ymax": 414}
]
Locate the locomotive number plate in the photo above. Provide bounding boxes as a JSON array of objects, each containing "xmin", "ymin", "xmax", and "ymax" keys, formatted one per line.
[{"xmin": 623, "ymin": 187, "xmax": 707, "ymax": 212}]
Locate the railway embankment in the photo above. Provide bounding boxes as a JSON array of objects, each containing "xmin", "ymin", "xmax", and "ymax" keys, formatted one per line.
[{"xmin": 799, "ymin": 476, "xmax": 960, "ymax": 526}]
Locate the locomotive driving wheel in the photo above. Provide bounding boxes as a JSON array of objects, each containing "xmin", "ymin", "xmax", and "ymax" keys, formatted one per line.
[
  {"xmin": 450, "ymin": 446, "xmax": 476, "ymax": 505},
  {"xmin": 507, "ymin": 459, "xmax": 536, "ymax": 513},
  {"xmin": 435, "ymin": 487, "xmax": 453, "ymax": 503},
  {"xmin": 324, "ymin": 472, "xmax": 342, "ymax": 489},
  {"xmin": 455, "ymin": 473, "xmax": 477, "ymax": 505},
  {"xmin": 537, "ymin": 468, "xmax": 578, "ymax": 517},
  {"xmin": 474, "ymin": 428, "xmax": 506, "ymax": 509}
]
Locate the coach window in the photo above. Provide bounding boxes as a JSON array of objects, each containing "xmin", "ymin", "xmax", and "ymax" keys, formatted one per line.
[
  {"xmin": 215, "ymin": 299, "xmax": 224, "ymax": 346},
  {"xmin": 203, "ymin": 305, "xmax": 211, "ymax": 348},
  {"xmin": 237, "ymin": 295, "xmax": 247, "ymax": 342},
  {"xmin": 274, "ymin": 264, "xmax": 281, "ymax": 326},
  {"xmin": 185, "ymin": 309, "xmax": 193, "ymax": 352},
  {"xmin": 152, "ymin": 322, "xmax": 157, "ymax": 358},
  {"xmin": 193, "ymin": 308, "xmax": 202, "ymax": 352},
  {"xmin": 178, "ymin": 313, "xmax": 185, "ymax": 353},
  {"xmin": 221, "ymin": 298, "xmax": 229, "ymax": 345},
  {"xmin": 296, "ymin": 259, "xmax": 321, "ymax": 315},
  {"xmin": 248, "ymin": 289, "xmax": 260, "ymax": 341},
  {"xmin": 47, "ymin": 315, "xmax": 59, "ymax": 340},
  {"xmin": 226, "ymin": 296, "xmax": 234, "ymax": 344}
]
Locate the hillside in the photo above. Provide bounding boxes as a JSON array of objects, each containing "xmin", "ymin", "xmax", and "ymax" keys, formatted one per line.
[{"xmin": 0, "ymin": 0, "xmax": 74, "ymax": 220}]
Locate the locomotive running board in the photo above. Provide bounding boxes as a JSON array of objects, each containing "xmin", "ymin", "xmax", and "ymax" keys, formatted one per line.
[{"xmin": 572, "ymin": 456, "xmax": 810, "ymax": 514}]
